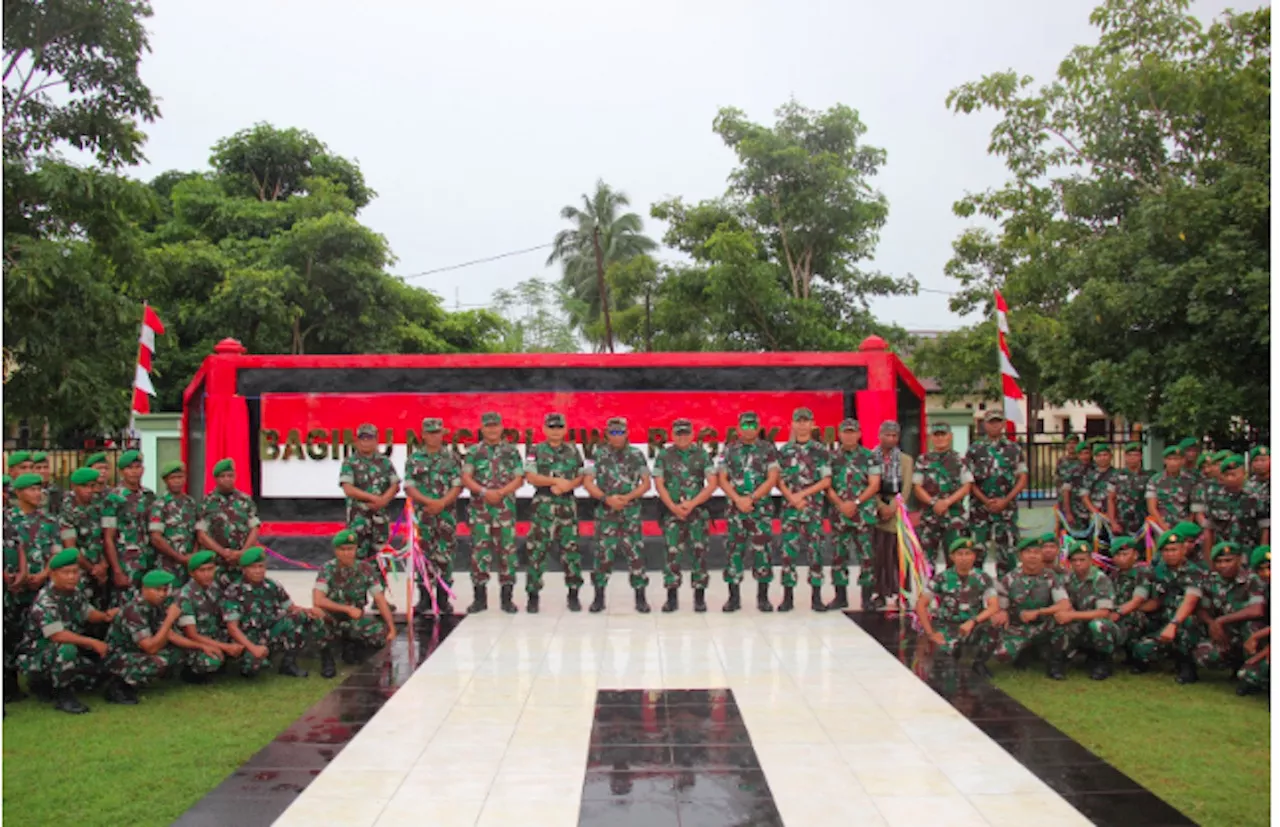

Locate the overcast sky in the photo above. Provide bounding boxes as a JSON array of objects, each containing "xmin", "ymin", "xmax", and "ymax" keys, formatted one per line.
[{"xmin": 130, "ymin": 0, "xmax": 1240, "ymax": 332}]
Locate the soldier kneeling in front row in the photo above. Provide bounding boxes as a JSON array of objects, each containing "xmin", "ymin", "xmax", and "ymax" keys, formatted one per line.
[
  {"xmin": 223, "ymin": 548, "xmax": 329, "ymax": 679},
  {"xmin": 975, "ymin": 536, "xmax": 1072, "ymax": 679},
  {"xmin": 312, "ymin": 530, "xmax": 396, "ymax": 678},
  {"xmin": 915, "ymin": 537, "xmax": 999, "ymax": 676}
]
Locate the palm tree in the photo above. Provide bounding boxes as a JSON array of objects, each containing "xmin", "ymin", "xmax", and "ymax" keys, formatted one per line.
[{"xmin": 547, "ymin": 179, "xmax": 656, "ymax": 352}]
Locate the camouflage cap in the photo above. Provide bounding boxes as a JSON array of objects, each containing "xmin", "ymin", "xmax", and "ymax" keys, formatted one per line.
[
  {"xmin": 480, "ymin": 412, "xmax": 502, "ymax": 426},
  {"xmin": 1250, "ymin": 546, "xmax": 1270, "ymax": 569},
  {"xmin": 983, "ymin": 410, "xmax": 1005, "ymax": 422},
  {"xmin": 738, "ymin": 412, "xmax": 760, "ymax": 427},
  {"xmin": 672, "ymin": 418, "xmax": 693, "ymax": 435},
  {"xmin": 422, "ymin": 417, "xmax": 444, "ymax": 433},
  {"xmin": 930, "ymin": 421, "xmax": 952, "ymax": 434},
  {"xmin": 792, "ymin": 407, "xmax": 814, "ymax": 422},
  {"xmin": 606, "ymin": 416, "xmax": 628, "ymax": 431},
  {"xmin": 1210, "ymin": 541, "xmax": 1240, "ymax": 561},
  {"xmin": 544, "ymin": 413, "xmax": 566, "ymax": 428},
  {"xmin": 839, "ymin": 418, "xmax": 860, "ymax": 432},
  {"xmin": 356, "ymin": 423, "xmax": 378, "ymax": 438},
  {"xmin": 879, "ymin": 420, "xmax": 900, "ymax": 435}
]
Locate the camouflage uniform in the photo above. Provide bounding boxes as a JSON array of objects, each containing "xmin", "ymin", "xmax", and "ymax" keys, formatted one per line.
[
  {"xmin": 777, "ymin": 440, "xmax": 831, "ymax": 588},
  {"xmin": 1063, "ymin": 566, "xmax": 1120, "ymax": 656},
  {"xmin": 827, "ymin": 446, "xmax": 881, "ymax": 590},
  {"xmin": 4, "ymin": 507, "xmax": 63, "ymax": 670},
  {"xmin": 149, "ymin": 491, "xmax": 198, "ymax": 584},
  {"xmin": 966, "ymin": 439, "xmax": 1028, "ymax": 577},
  {"xmin": 100, "ymin": 485, "xmax": 156, "ymax": 604},
  {"xmin": 1063, "ymin": 462, "xmax": 1097, "ymax": 531},
  {"xmin": 1130, "ymin": 561, "xmax": 1208, "ymax": 665},
  {"xmin": 718, "ymin": 441, "xmax": 780, "ymax": 585},
  {"xmin": 979, "ymin": 569, "xmax": 1071, "ymax": 664},
  {"xmin": 1112, "ymin": 468, "xmax": 1153, "ymax": 535},
  {"xmin": 1244, "ymin": 477, "xmax": 1270, "ymax": 538},
  {"xmin": 1054, "ymin": 455, "xmax": 1080, "ymax": 513},
  {"xmin": 42, "ymin": 482, "xmax": 64, "ymax": 516},
  {"xmin": 175, "ymin": 577, "xmax": 232, "ymax": 673},
  {"xmin": 314, "ymin": 559, "xmax": 388, "ymax": 648},
  {"xmin": 463, "ymin": 442, "xmax": 523, "ymax": 587},
  {"xmin": 223, "ymin": 578, "xmax": 328, "ymax": 677},
  {"xmin": 921, "ymin": 568, "xmax": 997, "ymax": 656},
  {"xmin": 1193, "ymin": 569, "xmax": 1267, "ymax": 671},
  {"xmin": 588, "ymin": 446, "xmax": 650, "ymax": 590},
  {"xmin": 653, "ymin": 443, "xmax": 716, "ymax": 589},
  {"xmin": 15, "ymin": 586, "xmax": 99, "ymax": 690},
  {"xmin": 523, "ymin": 443, "xmax": 584, "ymax": 592},
  {"xmin": 1110, "ymin": 565, "xmax": 1154, "ymax": 646},
  {"xmin": 59, "ymin": 497, "xmax": 108, "ymax": 609},
  {"xmin": 1146, "ymin": 470, "xmax": 1195, "ymax": 526},
  {"xmin": 912, "ymin": 450, "xmax": 970, "ymax": 568},
  {"xmin": 404, "ymin": 447, "xmax": 462, "ymax": 587},
  {"xmin": 340, "ymin": 451, "xmax": 401, "ymax": 563},
  {"xmin": 104, "ymin": 594, "xmax": 199, "ymax": 685},
  {"xmin": 1086, "ymin": 467, "xmax": 1118, "ymax": 527},
  {"xmin": 1196, "ymin": 486, "xmax": 1269, "ymax": 550},
  {"xmin": 195, "ymin": 489, "xmax": 261, "ymax": 589}
]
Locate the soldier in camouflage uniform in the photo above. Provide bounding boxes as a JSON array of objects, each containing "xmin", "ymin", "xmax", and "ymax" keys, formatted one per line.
[
  {"xmin": 175, "ymin": 550, "xmax": 243, "ymax": 683},
  {"xmin": 339, "ymin": 425, "xmax": 402, "ymax": 600},
  {"xmin": 1197, "ymin": 454, "xmax": 1270, "ymax": 552},
  {"xmin": 196, "ymin": 458, "xmax": 262, "ymax": 590},
  {"xmin": 967, "ymin": 411, "xmax": 1029, "ymax": 578},
  {"xmin": 1054, "ymin": 435, "xmax": 1082, "ymax": 515},
  {"xmin": 776, "ymin": 408, "xmax": 832, "ymax": 613},
  {"xmin": 1236, "ymin": 545, "xmax": 1270, "ymax": 696},
  {"xmin": 15, "ymin": 548, "xmax": 115, "ymax": 714},
  {"xmin": 404, "ymin": 417, "xmax": 462, "ymax": 616},
  {"xmin": 912, "ymin": 422, "xmax": 970, "ymax": 571},
  {"xmin": 1081, "ymin": 443, "xmax": 1118, "ymax": 538},
  {"xmin": 523, "ymin": 413, "xmax": 584, "ymax": 613},
  {"xmin": 149, "ymin": 462, "xmax": 197, "ymax": 585},
  {"xmin": 1112, "ymin": 443, "xmax": 1151, "ymax": 536},
  {"xmin": 59, "ymin": 468, "xmax": 109, "ymax": 613},
  {"xmin": 915, "ymin": 538, "xmax": 999, "ymax": 676},
  {"xmin": 103, "ymin": 569, "xmax": 221, "ymax": 703},
  {"xmin": 223, "ymin": 548, "xmax": 328, "ymax": 678},
  {"xmin": 717, "ymin": 411, "xmax": 780, "ymax": 613},
  {"xmin": 6, "ymin": 451, "xmax": 33, "ymax": 507},
  {"xmin": 1130, "ymin": 529, "xmax": 1208, "ymax": 684},
  {"xmin": 1146, "ymin": 446, "xmax": 1194, "ymax": 532},
  {"xmin": 1060, "ymin": 540, "xmax": 1120, "ymax": 680},
  {"xmin": 1193, "ymin": 542, "xmax": 1267, "ymax": 675},
  {"xmin": 1060, "ymin": 441, "xmax": 1095, "ymax": 533},
  {"xmin": 653, "ymin": 419, "xmax": 718, "ymax": 613},
  {"xmin": 101, "ymin": 450, "xmax": 156, "ymax": 606},
  {"xmin": 1107, "ymin": 536, "xmax": 1156, "ymax": 664},
  {"xmin": 584, "ymin": 417, "xmax": 652, "ymax": 613},
  {"xmin": 1247, "ymin": 446, "xmax": 1269, "ymax": 518},
  {"xmin": 84, "ymin": 452, "xmax": 110, "ymax": 500},
  {"xmin": 461, "ymin": 412, "xmax": 524, "ymax": 614},
  {"xmin": 32, "ymin": 452, "xmax": 63, "ymax": 516},
  {"xmin": 975, "ymin": 539, "xmax": 1072, "ymax": 679},
  {"xmin": 4, "ymin": 473, "xmax": 63, "ymax": 702},
  {"xmin": 1179, "ymin": 438, "xmax": 1203, "ymax": 485},
  {"xmin": 828, "ymin": 419, "xmax": 882, "ymax": 610},
  {"xmin": 312, "ymin": 530, "xmax": 396, "ymax": 678}
]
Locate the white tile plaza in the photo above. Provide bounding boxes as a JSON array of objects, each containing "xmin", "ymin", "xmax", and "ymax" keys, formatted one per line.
[{"xmin": 267, "ymin": 572, "xmax": 1091, "ymax": 827}]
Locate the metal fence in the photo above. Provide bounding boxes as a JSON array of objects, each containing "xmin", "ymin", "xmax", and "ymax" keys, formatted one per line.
[
  {"xmin": 2, "ymin": 437, "xmax": 141, "ymax": 489},
  {"xmin": 1010, "ymin": 430, "xmax": 1141, "ymax": 507}
]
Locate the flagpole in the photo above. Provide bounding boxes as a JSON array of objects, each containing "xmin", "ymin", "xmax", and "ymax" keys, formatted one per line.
[{"xmin": 128, "ymin": 301, "xmax": 147, "ymax": 446}]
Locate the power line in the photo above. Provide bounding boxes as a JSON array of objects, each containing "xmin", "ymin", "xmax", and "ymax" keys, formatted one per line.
[{"xmin": 398, "ymin": 243, "xmax": 555, "ymax": 282}]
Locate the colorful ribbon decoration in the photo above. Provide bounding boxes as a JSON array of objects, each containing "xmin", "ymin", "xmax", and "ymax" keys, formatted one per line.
[{"xmin": 894, "ymin": 495, "xmax": 931, "ymax": 610}]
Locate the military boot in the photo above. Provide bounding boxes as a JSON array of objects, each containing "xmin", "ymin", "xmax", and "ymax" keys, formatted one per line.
[
  {"xmin": 181, "ymin": 665, "xmax": 210, "ymax": 685},
  {"xmin": 104, "ymin": 677, "xmax": 137, "ymax": 705},
  {"xmin": 826, "ymin": 586, "xmax": 849, "ymax": 611},
  {"xmin": 1175, "ymin": 656, "xmax": 1199, "ymax": 685},
  {"xmin": 811, "ymin": 588, "xmax": 827, "ymax": 612},
  {"xmin": 693, "ymin": 588, "xmax": 707, "ymax": 613},
  {"xmin": 972, "ymin": 659, "xmax": 993, "ymax": 680},
  {"xmin": 661, "ymin": 588, "xmax": 679, "ymax": 613},
  {"xmin": 4, "ymin": 669, "xmax": 26, "ymax": 703},
  {"xmin": 436, "ymin": 583, "xmax": 453, "ymax": 615},
  {"xmin": 500, "ymin": 585, "xmax": 518, "ymax": 614},
  {"xmin": 777, "ymin": 587, "xmax": 795, "ymax": 613},
  {"xmin": 467, "ymin": 585, "xmax": 488, "ymax": 614},
  {"xmin": 28, "ymin": 676, "xmax": 53, "ymax": 702},
  {"xmin": 278, "ymin": 653, "xmax": 309, "ymax": 678},
  {"xmin": 859, "ymin": 584, "xmax": 873, "ymax": 610},
  {"xmin": 635, "ymin": 588, "xmax": 651, "ymax": 614},
  {"xmin": 341, "ymin": 640, "xmax": 360, "ymax": 664},
  {"xmin": 756, "ymin": 583, "xmax": 773, "ymax": 612},
  {"xmin": 722, "ymin": 584, "xmax": 741, "ymax": 613},
  {"xmin": 526, "ymin": 592, "xmax": 540, "ymax": 614},
  {"xmin": 567, "ymin": 587, "xmax": 582, "ymax": 612},
  {"xmin": 320, "ymin": 646, "xmax": 337, "ymax": 679},
  {"xmin": 1047, "ymin": 654, "xmax": 1066, "ymax": 681},
  {"xmin": 1089, "ymin": 653, "xmax": 1112, "ymax": 681},
  {"xmin": 589, "ymin": 586, "xmax": 607, "ymax": 613},
  {"xmin": 55, "ymin": 687, "xmax": 89, "ymax": 714},
  {"xmin": 414, "ymin": 583, "xmax": 433, "ymax": 615}
]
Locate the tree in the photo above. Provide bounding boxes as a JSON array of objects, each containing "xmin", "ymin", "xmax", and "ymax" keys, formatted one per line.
[
  {"xmin": 929, "ymin": 0, "xmax": 1269, "ymax": 440},
  {"xmin": 490, "ymin": 277, "xmax": 579, "ymax": 353},
  {"xmin": 643, "ymin": 101, "xmax": 917, "ymax": 351},
  {"xmin": 547, "ymin": 180, "xmax": 657, "ymax": 352}
]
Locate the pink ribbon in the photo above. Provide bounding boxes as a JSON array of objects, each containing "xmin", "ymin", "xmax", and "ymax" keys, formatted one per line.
[{"xmin": 263, "ymin": 546, "xmax": 319, "ymax": 570}]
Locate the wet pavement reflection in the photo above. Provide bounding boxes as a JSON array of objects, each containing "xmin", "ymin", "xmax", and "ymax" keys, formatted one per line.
[
  {"xmin": 172, "ymin": 614, "xmax": 462, "ymax": 827},
  {"xmin": 847, "ymin": 611, "xmax": 1196, "ymax": 827}
]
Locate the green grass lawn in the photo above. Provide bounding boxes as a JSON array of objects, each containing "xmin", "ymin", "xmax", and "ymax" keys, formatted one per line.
[
  {"xmin": 2, "ymin": 660, "xmax": 348, "ymax": 827},
  {"xmin": 992, "ymin": 667, "xmax": 1271, "ymax": 827}
]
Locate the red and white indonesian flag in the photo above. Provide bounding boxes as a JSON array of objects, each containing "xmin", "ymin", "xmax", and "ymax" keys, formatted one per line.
[
  {"xmin": 994, "ymin": 290, "xmax": 1025, "ymax": 427},
  {"xmin": 132, "ymin": 304, "xmax": 166, "ymax": 415}
]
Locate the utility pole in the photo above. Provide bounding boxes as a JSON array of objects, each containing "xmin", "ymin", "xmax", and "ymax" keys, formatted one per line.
[{"xmin": 592, "ymin": 224, "xmax": 614, "ymax": 353}]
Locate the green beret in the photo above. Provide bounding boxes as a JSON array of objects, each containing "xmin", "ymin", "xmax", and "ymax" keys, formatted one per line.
[
  {"xmin": 332, "ymin": 529, "xmax": 358, "ymax": 548},
  {"xmin": 1195, "ymin": 453, "xmax": 1207, "ymax": 468},
  {"xmin": 239, "ymin": 547, "xmax": 266, "ymax": 566},
  {"xmin": 1016, "ymin": 536, "xmax": 1041, "ymax": 552},
  {"xmin": 1208, "ymin": 450, "xmax": 1231, "ymax": 463},
  {"xmin": 48, "ymin": 548, "xmax": 81, "ymax": 571},
  {"xmin": 187, "ymin": 550, "xmax": 217, "ymax": 572},
  {"xmin": 1038, "ymin": 532, "xmax": 1057, "ymax": 545},
  {"xmin": 1171, "ymin": 520, "xmax": 1202, "ymax": 539},
  {"xmin": 1, "ymin": 475, "xmax": 8, "ymax": 486},
  {"xmin": 69, "ymin": 468, "xmax": 100, "ymax": 486},
  {"xmin": 1162, "ymin": 446, "xmax": 1182, "ymax": 458},
  {"xmin": 6, "ymin": 451, "xmax": 31, "ymax": 468},
  {"xmin": 1066, "ymin": 540, "xmax": 1091, "ymax": 558},
  {"xmin": 30, "ymin": 451, "xmax": 47, "ymax": 463},
  {"xmin": 141, "ymin": 570, "xmax": 176, "ymax": 589},
  {"xmin": 1124, "ymin": 442, "xmax": 1142, "ymax": 453},
  {"xmin": 160, "ymin": 461, "xmax": 185, "ymax": 479},
  {"xmin": 11, "ymin": 473, "xmax": 42, "ymax": 490},
  {"xmin": 792, "ymin": 407, "xmax": 814, "ymax": 422},
  {"xmin": 212, "ymin": 458, "xmax": 234, "ymax": 476},
  {"xmin": 83, "ymin": 452, "xmax": 107, "ymax": 467},
  {"xmin": 1219, "ymin": 454, "xmax": 1245, "ymax": 472},
  {"xmin": 1250, "ymin": 446, "xmax": 1269, "ymax": 461},
  {"xmin": 948, "ymin": 537, "xmax": 976, "ymax": 553},
  {"xmin": 1210, "ymin": 542, "xmax": 1240, "ymax": 561},
  {"xmin": 116, "ymin": 449, "xmax": 141, "ymax": 469},
  {"xmin": 1249, "ymin": 546, "xmax": 1270, "ymax": 569},
  {"xmin": 1110, "ymin": 536, "xmax": 1140, "ymax": 552},
  {"xmin": 1155, "ymin": 530, "xmax": 1181, "ymax": 550},
  {"xmin": 1178, "ymin": 438, "xmax": 1199, "ymax": 451},
  {"xmin": 1092, "ymin": 442, "xmax": 1113, "ymax": 455}
]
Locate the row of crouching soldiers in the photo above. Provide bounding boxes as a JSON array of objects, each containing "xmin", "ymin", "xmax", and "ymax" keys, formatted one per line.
[
  {"xmin": 3, "ymin": 453, "xmax": 395, "ymax": 714},
  {"xmin": 915, "ymin": 524, "xmax": 1270, "ymax": 695}
]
